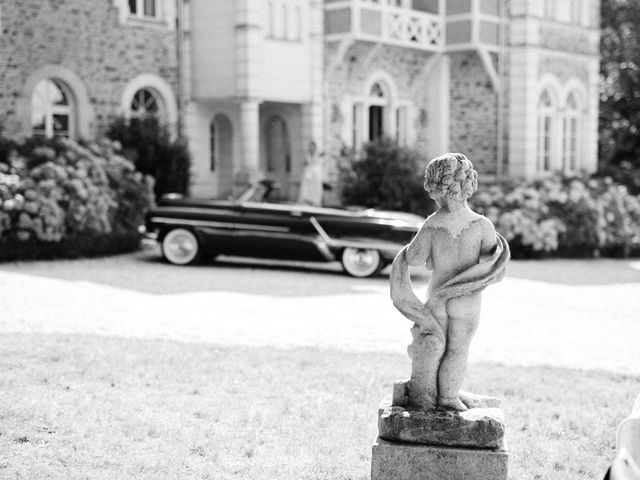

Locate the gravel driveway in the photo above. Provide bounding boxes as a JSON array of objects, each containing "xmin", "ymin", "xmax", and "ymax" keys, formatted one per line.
[{"xmin": 1, "ymin": 249, "xmax": 639, "ymax": 374}]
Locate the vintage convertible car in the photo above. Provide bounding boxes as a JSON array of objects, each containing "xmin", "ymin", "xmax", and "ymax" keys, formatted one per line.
[{"xmin": 144, "ymin": 181, "xmax": 423, "ymax": 277}]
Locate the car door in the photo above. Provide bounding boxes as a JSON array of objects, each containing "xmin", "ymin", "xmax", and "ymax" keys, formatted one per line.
[{"xmin": 233, "ymin": 202, "xmax": 326, "ymax": 261}]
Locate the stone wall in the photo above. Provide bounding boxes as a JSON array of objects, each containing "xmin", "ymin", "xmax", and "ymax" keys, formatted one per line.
[
  {"xmin": 324, "ymin": 41, "xmax": 436, "ymax": 158},
  {"xmin": 448, "ymin": 52, "xmax": 498, "ymax": 176},
  {"xmin": 0, "ymin": 0, "xmax": 178, "ymax": 138}
]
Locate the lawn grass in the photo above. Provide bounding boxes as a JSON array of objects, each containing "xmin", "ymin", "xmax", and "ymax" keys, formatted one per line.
[{"xmin": 0, "ymin": 333, "xmax": 638, "ymax": 480}]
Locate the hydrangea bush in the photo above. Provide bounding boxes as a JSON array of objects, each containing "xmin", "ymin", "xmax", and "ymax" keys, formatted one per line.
[
  {"xmin": 0, "ymin": 137, "xmax": 153, "ymax": 261},
  {"xmin": 470, "ymin": 174, "xmax": 640, "ymax": 258}
]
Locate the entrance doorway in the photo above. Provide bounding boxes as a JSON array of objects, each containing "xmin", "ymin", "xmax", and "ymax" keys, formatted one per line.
[
  {"xmin": 369, "ymin": 105, "xmax": 384, "ymax": 141},
  {"xmin": 265, "ymin": 115, "xmax": 291, "ymax": 199}
]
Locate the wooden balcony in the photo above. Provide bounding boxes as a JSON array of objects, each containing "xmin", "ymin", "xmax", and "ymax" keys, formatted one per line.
[
  {"xmin": 324, "ymin": 0, "xmax": 444, "ymax": 52},
  {"xmin": 324, "ymin": 0, "xmax": 504, "ymax": 52}
]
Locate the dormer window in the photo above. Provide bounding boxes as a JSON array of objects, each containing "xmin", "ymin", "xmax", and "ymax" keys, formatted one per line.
[{"xmin": 129, "ymin": 0, "xmax": 158, "ymax": 19}]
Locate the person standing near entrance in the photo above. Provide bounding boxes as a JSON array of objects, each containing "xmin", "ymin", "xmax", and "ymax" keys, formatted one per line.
[{"xmin": 298, "ymin": 140, "xmax": 323, "ymax": 206}]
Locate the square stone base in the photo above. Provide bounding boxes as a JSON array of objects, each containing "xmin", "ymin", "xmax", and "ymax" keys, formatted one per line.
[{"xmin": 371, "ymin": 437, "xmax": 508, "ymax": 480}]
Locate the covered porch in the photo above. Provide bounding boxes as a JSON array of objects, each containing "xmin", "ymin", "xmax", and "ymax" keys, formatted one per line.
[{"xmin": 186, "ymin": 99, "xmax": 319, "ymax": 201}]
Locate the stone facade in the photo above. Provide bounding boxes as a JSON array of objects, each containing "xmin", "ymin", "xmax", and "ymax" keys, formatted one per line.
[
  {"xmin": 0, "ymin": 0, "xmax": 178, "ymax": 138},
  {"xmin": 448, "ymin": 52, "xmax": 498, "ymax": 176},
  {"xmin": 0, "ymin": 0, "xmax": 601, "ymax": 199}
]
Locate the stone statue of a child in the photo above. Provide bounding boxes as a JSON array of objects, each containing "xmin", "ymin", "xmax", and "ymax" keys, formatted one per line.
[{"xmin": 390, "ymin": 153, "xmax": 509, "ymax": 412}]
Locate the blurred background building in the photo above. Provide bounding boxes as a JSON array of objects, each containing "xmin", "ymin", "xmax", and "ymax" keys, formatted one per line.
[{"xmin": 0, "ymin": 0, "xmax": 601, "ymax": 200}]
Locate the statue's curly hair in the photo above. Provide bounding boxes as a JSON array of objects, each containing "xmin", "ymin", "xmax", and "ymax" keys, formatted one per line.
[{"xmin": 424, "ymin": 153, "xmax": 478, "ymax": 202}]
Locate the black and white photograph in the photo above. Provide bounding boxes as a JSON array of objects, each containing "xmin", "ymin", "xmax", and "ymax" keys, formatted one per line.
[{"xmin": 0, "ymin": 0, "xmax": 639, "ymax": 479}]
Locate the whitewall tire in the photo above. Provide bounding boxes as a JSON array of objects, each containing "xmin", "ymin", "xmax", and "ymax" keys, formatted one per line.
[
  {"xmin": 341, "ymin": 248, "xmax": 381, "ymax": 278},
  {"xmin": 161, "ymin": 228, "xmax": 201, "ymax": 265}
]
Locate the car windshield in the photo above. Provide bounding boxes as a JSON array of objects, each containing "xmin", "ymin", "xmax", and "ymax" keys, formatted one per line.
[{"xmin": 235, "ymin": 180, "xmax": 280, "ymax": 203}]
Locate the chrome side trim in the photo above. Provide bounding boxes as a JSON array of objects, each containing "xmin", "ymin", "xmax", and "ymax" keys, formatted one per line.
[
  {"xmin": 149, "ymin": 217, "xmax": 290, "ymax": 233},
  {"xmin": 309, "ymin": 216, "xmax": 333, "ymax": 244},
  {"xmin": 309, "ymin": 216, "xmax": 401, "ymax": 255},
  {"xmin": 150, "ymin": 217, "xmax": 235, "ymax": 229},
  {"xmin": 233, "ymin": 223, "xmax": 290, "ymax": 233}
]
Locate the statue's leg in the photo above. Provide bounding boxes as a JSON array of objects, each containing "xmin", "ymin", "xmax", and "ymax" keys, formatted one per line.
[
  {"xmin": 407, "ymin": 310, "xmax": 447, "ymax": 411},
  {"xmin": 437, "ymin": 294, "xmax": 481, "ymax": 411}
]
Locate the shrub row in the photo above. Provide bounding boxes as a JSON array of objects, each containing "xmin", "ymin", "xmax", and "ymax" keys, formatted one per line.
[
  {"xmin": 0, "ymin": 137, "xmax": 153, "ymax": 261},
  {"xmin": 340, "ymin": 139, "xmax": 640, "ymax": 258},
  {"xmin": 470, "ymin": 174, "xmax": 640, "ymax": 258},
  {"xmin": 339, "ymin": 137, "xmax": 435, "ymax": 215}
]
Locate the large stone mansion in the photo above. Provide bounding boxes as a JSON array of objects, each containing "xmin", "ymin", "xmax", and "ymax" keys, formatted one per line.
[{"xmin": 0, "ymin": 0, "xmax": 600, "ymax": 199}]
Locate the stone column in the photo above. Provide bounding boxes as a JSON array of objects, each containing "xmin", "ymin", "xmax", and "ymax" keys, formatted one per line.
[
  {"xmin": 235, "ymin": 99, "xmax": 261, "ymax": 188},
  {"xmin": 303, "ymin": 0, "xmax": 324, "ymax": 149}
]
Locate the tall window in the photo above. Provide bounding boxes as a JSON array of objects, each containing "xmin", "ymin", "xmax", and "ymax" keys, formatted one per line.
[
  {"xmin": 31, "ymin": 79, "xmax": 73, "ymax": 138},
  {"xmin": 268, "ymin": 1, "xmax": 275, "ymax": 36},
  {"xmin": 368, "ymin": 81, "xmax": 388, "ymax": 141},
  {"xmin": 291, "ymin": 6, "xmax": 301, "ymax": 40},
  {"xmin": 129, "ymin": 0, "xmax": 158, "ymax": 18},
  {"xmin": 210, "ymin": 120, "xmax": 216, "ymax": 172},
  {"xmin": 281, "ymin": 4, "xmax": 289, "ymax": 39},
  {"xmin": 395, "ymin": 106, "xmax": 407, "ymax": 146},
  {"xmin": 352, "ymin": 103, "xmax": 363, "ymax": 149},
  {"xmin": 350, "ymin": 77, "xmax": 409, "ymax": 149},
  {"xmin": 130, "ymin": 88, "xmax": 163, "ymax": 120},
  {"xmin": 268, "ymin": 1, "xmax": 301, "ymax": 41},
  {"xmin": 570, "ymin": 0, "xmax": 581, "ymax": 24},
  {"xmin": 537, "ymin": 89, "xmax": 555, "ymax": 172},
  {"xmin": 563, "ymin": 92, "xmax": 580, "ymax": 171},
  {"xmin": 544, "ymin": 0, "xmax": 555, "ymax": 20}
]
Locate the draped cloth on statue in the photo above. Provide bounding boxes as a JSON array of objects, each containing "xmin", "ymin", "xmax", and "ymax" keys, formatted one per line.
[{"xmin": 390, "ymin": 233, "xmax": 510, "ymax": 340}]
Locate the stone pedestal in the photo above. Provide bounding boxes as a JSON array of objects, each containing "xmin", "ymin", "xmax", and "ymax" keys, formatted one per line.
[
  {"xmin": 378, "ymin": 393, "xmax": 506, "ymax": 449},
  {"xmin": 372, "ymin": 387, "xmax": 508, "ymax": 480},
  {"xmin": 371, "ymin": 437, "xmax": 508, "ymax": 480}
]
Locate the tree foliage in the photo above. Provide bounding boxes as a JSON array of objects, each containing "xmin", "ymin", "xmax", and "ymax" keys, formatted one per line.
[
  {"xmin": 107, "ymin": 117, "xmax": 191, "ymax": 199},
  {"xmin": 340, "ymin": 137, "xmax": 434, "ymax": 215},
  {"xmin": 600, "ymin": 0, "xmax": 640, "ymax": 166}
]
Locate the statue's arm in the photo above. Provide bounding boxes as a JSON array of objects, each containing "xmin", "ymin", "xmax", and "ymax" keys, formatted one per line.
[
  {"xmin": 479, "ymin": 217, "xmax": 498, "ymax": 258},
  {"xmin": 405, "ymin": 226, "xmax": 432, "ymax": 267}
]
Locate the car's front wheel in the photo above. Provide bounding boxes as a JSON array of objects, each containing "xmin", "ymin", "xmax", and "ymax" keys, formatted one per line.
[
  {"xmin": 341, "ymin": 247, "xmax": 381, "ymax": 278},
  {"xmin": 161, "ymin": 228, "xmax": 201, "ymax": 265}
]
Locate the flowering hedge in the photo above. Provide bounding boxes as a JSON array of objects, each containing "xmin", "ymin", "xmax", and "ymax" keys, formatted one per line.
[
  {"xmin": 470, "ymin": 174, "xmax": 640, "ymax": 258},
  {"xmin": 0, "ymin": 137, "xmax": 153, "ymax": 261}
]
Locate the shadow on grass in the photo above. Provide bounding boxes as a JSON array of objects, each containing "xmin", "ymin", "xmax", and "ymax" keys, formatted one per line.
[
  {"xmin": 0, "ymin": 333, "xmax": 637, "ymax": 480},
  {"xmin": 0, "ymin": 248, "xmax": 430, "ymax": 297}
]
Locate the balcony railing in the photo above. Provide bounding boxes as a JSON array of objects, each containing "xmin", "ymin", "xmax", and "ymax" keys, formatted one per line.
[{"xmin": 325, "ymin": 0, "xmax": 444, "ymax": 51}]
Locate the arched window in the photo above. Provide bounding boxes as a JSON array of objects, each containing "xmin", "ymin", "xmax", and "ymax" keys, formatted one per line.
[
  {"xmin": 31, "ymin": 79, "xmax": 73, "ymax": 138},
  {"xmin": 130, "ymin": 88, "xmax": 164, "ymax": 120},
  {"xmin": 537, "ymin": 89, "xmax": 556, "ymax": 172},
  {"xmin": 350, "ymin": 76, "xmax": 408, "ymax": 148},
  {"xmin": 563, "ymin": 92, "xmax": 581, "ymax": 171}
]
